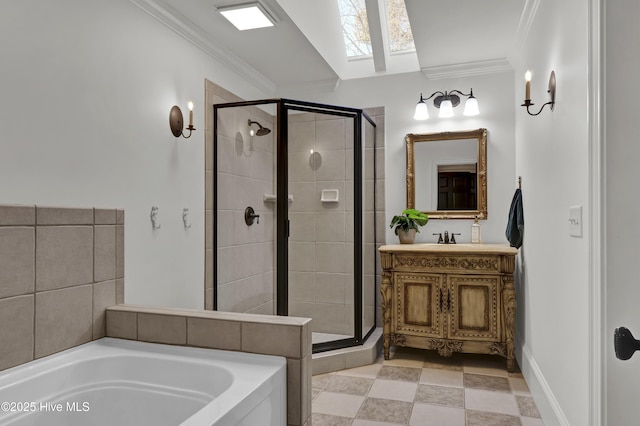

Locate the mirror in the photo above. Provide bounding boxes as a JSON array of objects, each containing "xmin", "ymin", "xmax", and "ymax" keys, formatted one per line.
[{"xmin": 406, "ymin": 128, "xmax": 487, "ymax": 219}]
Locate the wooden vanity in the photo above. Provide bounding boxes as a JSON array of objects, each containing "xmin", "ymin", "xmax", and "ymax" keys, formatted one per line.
[{"xmin": 379, "ymin": 243, "xmax": 518, "ymax": 371}]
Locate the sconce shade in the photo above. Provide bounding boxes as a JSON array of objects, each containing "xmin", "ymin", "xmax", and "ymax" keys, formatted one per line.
[
  {"xmin": 413, "ymin": 97, "xmax": 429, "ymax": 120},
  {"xmin": 463, "ymin": 96, "xmax": 479, "ymax": 116},
  {"xmin": 438, "ymin": 99, "xmax": 454, "ymax": 118}
]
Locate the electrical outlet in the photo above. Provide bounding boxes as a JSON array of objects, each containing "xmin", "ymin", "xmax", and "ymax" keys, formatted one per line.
[{"xmin": 569, "ymin": 205, "xmax": 582, "ymax": 237}]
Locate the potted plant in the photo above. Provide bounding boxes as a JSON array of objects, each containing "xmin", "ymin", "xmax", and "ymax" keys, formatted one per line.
[{"xmin": 390, "ymin": 209, "xmax": 429, "ymax": 244}]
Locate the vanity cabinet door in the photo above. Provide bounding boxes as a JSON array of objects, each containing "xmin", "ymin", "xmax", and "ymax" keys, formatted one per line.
[
  {"xmin": 394, "ymin": 272, "xmax": 444, "ymax": 339},
  {"xmin": 446, "ymin": 275, "xmax": 501, "ymax": 342}
]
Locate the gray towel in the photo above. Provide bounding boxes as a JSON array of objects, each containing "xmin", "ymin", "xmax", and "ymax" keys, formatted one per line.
[{"xmin": 505, "ymin": 188, "xmax": 524, "ymax": 248}]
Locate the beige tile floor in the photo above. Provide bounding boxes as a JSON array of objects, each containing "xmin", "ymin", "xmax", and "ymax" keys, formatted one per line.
[{"xmin": 312, "ymin": 347, "xmax": 544, "ymax": 426}]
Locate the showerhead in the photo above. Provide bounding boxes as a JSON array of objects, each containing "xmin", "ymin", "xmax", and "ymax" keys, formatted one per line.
[{"xmin": 248, "ymin": 119, "xmax": 271, "ymax": 136}]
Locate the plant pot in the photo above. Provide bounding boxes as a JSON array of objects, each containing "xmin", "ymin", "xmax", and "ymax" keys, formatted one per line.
[{"xmin": 398, "ymin": 228, "xmax": 417, "ymax": 244}]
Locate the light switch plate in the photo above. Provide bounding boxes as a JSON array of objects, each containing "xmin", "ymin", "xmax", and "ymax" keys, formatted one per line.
[{"xmin": 569, "ymin": 205, "xmax": 582, "ymax": 237}]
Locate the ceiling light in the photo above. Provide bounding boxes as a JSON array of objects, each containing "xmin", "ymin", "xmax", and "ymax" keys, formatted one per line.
[
  {"xmin": 413, "ymin": 89, "xmax": 480, "ymax": 120},
  {"xmin": 218, "ymin": 2, "xmax": 276, "ymax": 31}
]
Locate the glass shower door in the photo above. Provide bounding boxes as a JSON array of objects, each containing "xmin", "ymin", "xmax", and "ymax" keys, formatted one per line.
[
  {"xmin": 286, "ymin": 108, "xmax": 358, "ymax": 346},
  {"xmin": 214, "ymin": 100, "xmax": 278, "ymax": 315}
]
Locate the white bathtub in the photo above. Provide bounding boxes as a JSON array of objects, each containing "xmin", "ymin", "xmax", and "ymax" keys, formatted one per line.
[{"xmin": 0, "ymin": 338, "xmax": 286, "ymax": 426}]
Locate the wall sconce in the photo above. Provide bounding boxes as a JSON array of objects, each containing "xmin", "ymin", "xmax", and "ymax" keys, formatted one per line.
[
  {"xmin": 413, "ymin": 89, "xmax": 479, "ymax": 120},
  {"xmin": 521, "ymin": 70, "xmax": 556, "ymax": 116},
  {"xmin": 169, "ymin": 102, "xmax": 196, "ymax": 138}
]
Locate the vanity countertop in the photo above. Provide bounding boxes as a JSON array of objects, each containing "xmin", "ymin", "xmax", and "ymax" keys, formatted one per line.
[{"xmin": 379, "ymin": 243, "xmax": 518, "ymax": 255}]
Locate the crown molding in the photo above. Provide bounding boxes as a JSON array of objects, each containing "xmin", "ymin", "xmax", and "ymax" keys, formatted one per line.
[
  {"xmin": 420, "ymin": 58, "xmax": 513, "ymax": 80},
  {"xmin": 129, "ymin": 0, "xmax": 276, "ymax": 95}
]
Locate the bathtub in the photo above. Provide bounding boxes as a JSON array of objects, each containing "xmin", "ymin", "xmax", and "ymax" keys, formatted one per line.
[{"xmin": 0, "ymin": 338, "xmax": 286, "ymax": 426}]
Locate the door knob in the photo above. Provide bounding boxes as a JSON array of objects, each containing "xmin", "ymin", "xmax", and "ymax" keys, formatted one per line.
[{"xmin": 614, "ymin": 327, "xmax": 640, "ymax": 360}]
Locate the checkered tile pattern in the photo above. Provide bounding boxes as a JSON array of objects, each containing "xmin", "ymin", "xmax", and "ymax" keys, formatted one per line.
[{"xmin": 312, "ymin": 348, "xmax": 544, "ymax": 426}]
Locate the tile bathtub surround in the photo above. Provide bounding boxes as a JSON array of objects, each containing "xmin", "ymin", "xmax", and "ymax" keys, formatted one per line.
[
  {"xmin": 0, "ymin": 204, "xmax": 125, "ymax": 371},
  {"xmin": 106, "ymin": 304, "xmax": 312, "ymax": 426},
  {"xmin": 311, "ymin": 348, "xmax": 544, "ymax": 426}
]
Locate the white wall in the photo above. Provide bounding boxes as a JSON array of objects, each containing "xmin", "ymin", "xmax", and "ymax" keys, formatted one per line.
[
  {"xmin": 0, "ymin": 0, "xmax": 270, "ymax": 309},
  {"xmin": 279, "ymin": 71, "xmax": 517, "ymax": 245},
  {"xmin": 510, "ymin": 0, "xmax": 590, "ymax": 424}
]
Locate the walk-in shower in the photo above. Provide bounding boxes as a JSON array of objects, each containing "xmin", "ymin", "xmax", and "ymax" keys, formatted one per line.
[{"xmin": 213, "ymin": 98, "xmax": 378, "ymax": 352}]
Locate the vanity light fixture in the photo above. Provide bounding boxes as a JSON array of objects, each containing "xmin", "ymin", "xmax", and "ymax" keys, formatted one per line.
[
  {"xmin": 413, "ymin": 89, "xmax": 479, "ymax": 120},
  {"xmin": 169, "ymin": 102, "xmax": 196, "ymax": 139},
  {"xmin": 521, "ymin": 70, "xmax": 556, "ymax": 116},
  {"xmin": 217, "ymin": 2, "xmax": 277, "ymax": 31}
]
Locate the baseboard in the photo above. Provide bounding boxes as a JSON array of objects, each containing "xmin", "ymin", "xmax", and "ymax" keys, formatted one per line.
[{"xmin": 516, "ymin": 337, "xmax": 570, "ymax": 426}]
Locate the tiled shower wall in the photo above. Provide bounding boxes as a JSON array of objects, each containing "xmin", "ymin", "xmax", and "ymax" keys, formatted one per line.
[
  {"xmin": 0, "ymin": 204, "xmax": 124, "ymax": 371},
  {"xmin": 205, "ymin": 79, "xmax": 276, "ymax": 314}
]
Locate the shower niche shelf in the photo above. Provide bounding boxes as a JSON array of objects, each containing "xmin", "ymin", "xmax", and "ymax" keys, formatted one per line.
[
  {"xmin": 263, "ymin": 194, "xmax": 293, "ymax": 203},
  {"xmin": 320, "ymin": 189, "xmax": 339, "ymax": 203}
]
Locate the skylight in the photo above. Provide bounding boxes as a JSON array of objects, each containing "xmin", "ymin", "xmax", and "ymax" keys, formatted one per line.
[
  {"xmin": 384, "ymin": 0, "xmax": 415, "ymax": 53},
  {"xmin": 337, "ymin": 0, "xmax": 372, "ymax": 58},
  {"xmin": 337, "ymin": 0, "xmax": 414, "ymax": 60}
]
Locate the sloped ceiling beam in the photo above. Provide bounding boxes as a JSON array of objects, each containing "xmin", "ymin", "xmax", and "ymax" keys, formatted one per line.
[{"xmin": 365, "ymin": 0, "xmax": 386, "ymax": 72}]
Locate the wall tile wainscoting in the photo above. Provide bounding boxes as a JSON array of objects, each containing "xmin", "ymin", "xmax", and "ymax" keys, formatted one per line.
[
  {"xmin": 0, "ymin": 204, "xmax": 124, "ymax": 371},
  {"xmin": 0, "ymin": 204, "xmax": 314, "ymax": 426}
]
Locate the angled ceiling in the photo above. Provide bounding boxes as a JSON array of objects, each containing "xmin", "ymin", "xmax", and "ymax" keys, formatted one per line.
[{"xmin": 133, "ymin": 0, "xmax": 529, "ymax": 93}]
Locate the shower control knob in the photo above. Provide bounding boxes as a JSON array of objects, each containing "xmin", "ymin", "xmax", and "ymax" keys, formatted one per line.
[{"xmin": 244, "ymin": 207, "xmax": 260, "ymax": 226}]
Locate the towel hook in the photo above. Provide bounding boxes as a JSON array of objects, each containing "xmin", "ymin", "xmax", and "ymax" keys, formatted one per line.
[{"xmin": 518, "ymin": 176, "xmax": 522, "ymax": 189}]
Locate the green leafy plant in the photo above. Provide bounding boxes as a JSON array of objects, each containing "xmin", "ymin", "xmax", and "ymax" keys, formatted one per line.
[{"xmin": 389, "ymin": 209, "xmax": 429, "ymax": 235}]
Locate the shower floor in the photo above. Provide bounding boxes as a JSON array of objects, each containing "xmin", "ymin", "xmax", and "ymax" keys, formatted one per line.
[{"xmin": 312, "ymin": 332, "xmax": 353, "ymax": 345}]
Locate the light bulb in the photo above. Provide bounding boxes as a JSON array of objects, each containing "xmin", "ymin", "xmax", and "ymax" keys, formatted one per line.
[{"xmin": 187, "ymin": 101, "xmax": 194, "ymax": 126}]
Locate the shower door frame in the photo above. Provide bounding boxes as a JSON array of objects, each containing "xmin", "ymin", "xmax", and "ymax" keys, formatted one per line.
[{"xmin": 213, "ymin": 98, "xmax": 376, "ymax": 353}]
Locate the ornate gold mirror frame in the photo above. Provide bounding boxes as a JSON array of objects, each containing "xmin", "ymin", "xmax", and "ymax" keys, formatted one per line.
[{"xmin": 406, "ymin": 128, "xmax": 487, "ymax": 219}]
